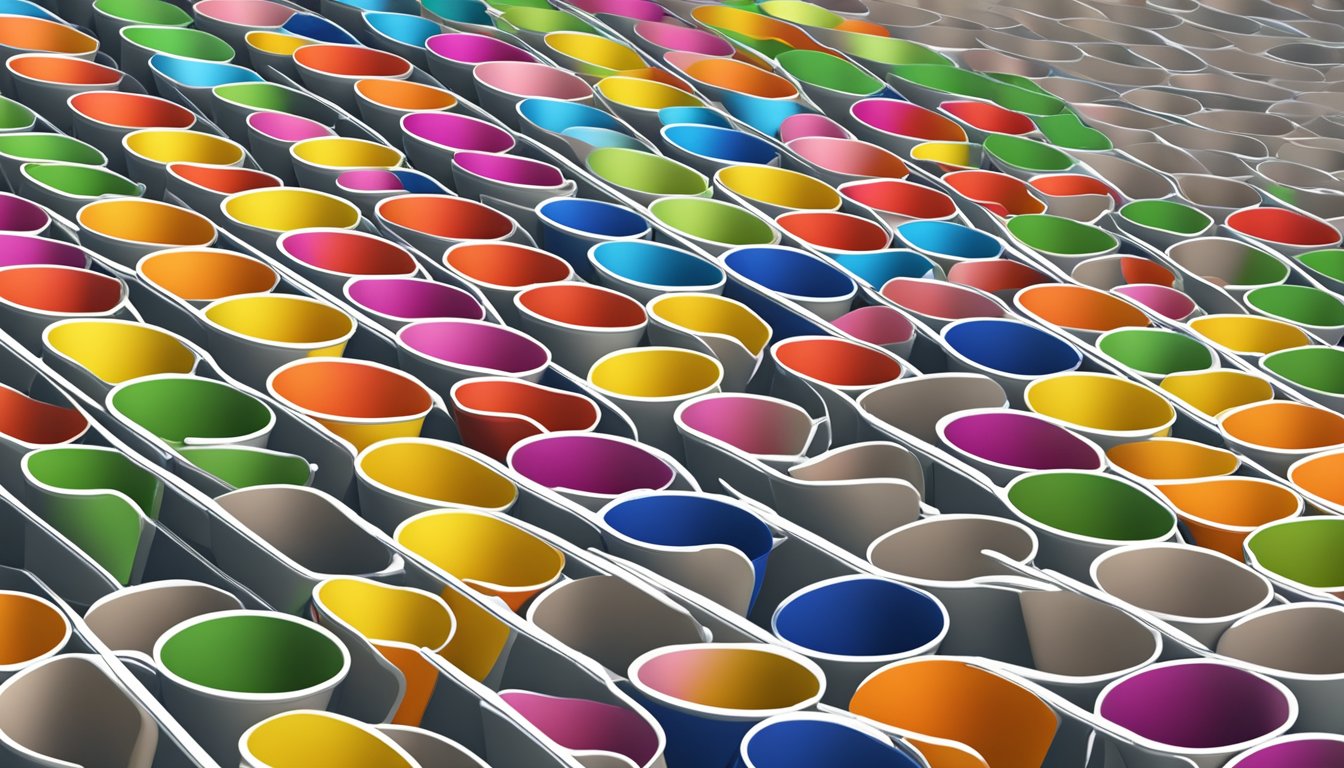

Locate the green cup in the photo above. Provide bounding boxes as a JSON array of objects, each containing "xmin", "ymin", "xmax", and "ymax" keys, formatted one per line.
[
  {"xmin": 1032, "ymin": 112, "xmax": 1112, "ymax": 152},
  {"xmin": 776, "ymin": 49, "xmax": 883, "ymax": 113},
  {"xmin": 1006, "ymin": 470, "xmax": 1176, "ymax": 579},
  {"xmin": 17, "ymin": 162, "xmax": 143, "ymax": 221},
  {"xmin": 1097, "ymin": 328, "xmax": 1217, "ymax": 380},
  {"xmin": 22, "ymin": 446, "xmax": 162, "ymax": 584},
  {"xmin": 1245, "ymin": 518, "xmax": 1344, "ymax": 600},
  {"xmin": 828, "ymin": 31, "xmax": 950, "ymax": 71},
  {"xmin": 0, "ymin": 133, "xmax": 105, "ymax": 191},
  {"xmin": 178, "ymin": 446, "xmax": 314, "ymax": 491},
  {"xmin": 1115, "ymin": 199, "xmax": 1214, "ymax": 252},
  {"xmin": 887, "ymin": 64, "xmax": 1066, "ymax": 116},
  {"xmin": 984, "ymin": 134, "xmax": 1075, "ymax": 179},
  {"xmin": 497, "ymin": 5, "xmax": 597, "ymax": 45},
  {"xmin": 92, "ymin": 0, "xmax": 191, "ymax": 58},
  {"xmin": 1261, "ymin": 346, "xmax": 1344, "ymax": 410},
  {"xmin": 210, "ymin": 82, "xmax": 337, "ymax": 145},
  {"xmin": 154, "ymin": 610, "xmax": 349, "ymax": 765},
  {"xmin": 1296, "ymin": 249, "xmax": 1344, "ymax": 294},
  {"xmin": 119, "ymin": 26, "xmax": 234, "ymax": 91},
  {"xmin": 107, "ymin": 374, "xmax": 275, "ymax": 450},
  {"xmin": 649, "ymin": 196, "xmax": 779, "ymax": 257},
  {"xmin": 0, "ymin": 96, "xmax": 36, "ymax": 134},
  {"xmin": 1006, "ymin": 213, "xmax": 1118, "ymax": 268},
  {"xmin": 586, "ymin": 147, "xmax": 709, "ymax": 207},
  {"xmin": 1245, "ymin": 284, "xmax": 1344, "ymax": 344}
]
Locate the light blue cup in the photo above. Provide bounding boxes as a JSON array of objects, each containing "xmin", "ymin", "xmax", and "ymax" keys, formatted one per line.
[{"xmin": 590, "ymin": 239, "xmax": 725, "ymax": 303}]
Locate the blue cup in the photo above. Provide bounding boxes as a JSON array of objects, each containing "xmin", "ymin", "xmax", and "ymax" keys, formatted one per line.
[
  {"xmin": 723, "ymin": 245, "xmax": 857, "ymax": 321},
  {"xmin": 831, "ymin": 248, "xmax": 939, "ymax": 289},
  {"xmin": 661, "ymin": 124, "xmax": 780, "ymax": 175},
  {"xmin": 599, "ymin": 491, "xmax": 775, "ymax": 614},
  {"xmin": 942, "ymin": 317, "xmax": 1083, "ymax": 406},
  {"xmin": 720, "ymin": 91, "xmax": 809, "ymax": 137},
  {"xmin": 771, "ymin": 576, "xmax": 947, "ymax": 705},
  {"xmin": 735, "ymin": 713, "xmax": 925, "ymax": 768},
  {"xmin": 895, "ymin": 219, "xmax": 1003, "ymax": 273},
  {"xmin": 590, "ymin": 240, "xmax": 724, "ymax": 304},
  {"xmin": 282, "ymin": 13, "xmax": 358, "ymax": 44},
  {"xmin": 537, "ymin": 197, "xmax": 651, "ymax": 280}
]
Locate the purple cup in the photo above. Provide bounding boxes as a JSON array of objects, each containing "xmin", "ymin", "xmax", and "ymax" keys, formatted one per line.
[
  {"xmin": 1099, "ymin": 661, "xmax": 1295, "ymax": 760},
  {"xmin": 508, "ymin": 432, "xmax": 677, "ymax": 510},
  {"xmin": 0, "ymin": 234, "xmax": 89, "ymax": 269},
  {"xmin": 402, "ymin": 112, "xmax": 515, "ymax": 178},
  {"xmin": 936, "ymin": 408, "xmax": 1105, "ymax": 485},
  {"xmin": 1229, "ymin": 735, "xmax": 1344, "ymax": 768},
  {"xmin": 397, "ymin": 318, "xmax": 550, "ymax": 391},
  {"xmin": 345, "ymin": 276, "xmax": 484, "ymax": 330},
  {"xmin": 453, "ymin": 151, "xmax": 565, "ymax": 188},
  {"xmin": 0, "ymin": 193, "xmax": 51, "ymax": 235},
  {"xmin": 425, "ymin": 32, "xmax": 537, "ymax": 98}
]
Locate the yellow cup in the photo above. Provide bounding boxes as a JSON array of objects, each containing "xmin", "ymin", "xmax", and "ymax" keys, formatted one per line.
[
  {"xmin": 1158, "ymin": 370, "xmax": 1274, "ymax": 419},
  {"xmin": 1025, "ymin": 372, "xmax": 1175, "ymax": 447},
  {"xmin": 545, "ymin": 31, "xmax": 644, "ymax": 77},
  {"xmin": 1188, "ymin": 314, "xmax": 1311, "ymax": 357},
  {"xmin": 715, "ymin": 164, "xmax": 841, "ymax": 217},
  {"xmin": 355, "ymin": 437, "xmax": 518, "ymax": 533},
  {"xmin": 241, "ymin": 710, "xmax": 415, "ymax": 768},
  {"xmin": 222, "ymin": 187, "xmax": 360, "ymax": 252},
  {"xmin": 201, "ymin": 293, "xmax": 355, "ymax": 389},
  {"xmin": 44, "ymin": 318, "xmax": 196, "ymax": 386},
  {"xmin": 396, "ymin": 510, "xmax": 564, "ymax": 611},
  {"xmin": 314, "ymin": 578, "xmax": 454, "ymax": 726}
]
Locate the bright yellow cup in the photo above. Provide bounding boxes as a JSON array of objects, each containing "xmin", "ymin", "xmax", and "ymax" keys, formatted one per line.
[
  {"xmin": 1158, "ymin": 370, "xmax": 1275, "ymax": 419},
  {"xmin": 314, "ymin": 578, "xmax": 454, "ymax": 726},
  {"xmin": 396, "ymin": 510, "xmax": 564, "ymax": 611},
  {"xmin": 1188, "ymin": 314, "xmax": 1311, "ymax": 357},
  {"xmin": 241, "ymin": 710, "xmax": 415, "ymax": 768},
  {"xmin": 44, "ymin": 319, "xmax": 196, "ymax": 385}
]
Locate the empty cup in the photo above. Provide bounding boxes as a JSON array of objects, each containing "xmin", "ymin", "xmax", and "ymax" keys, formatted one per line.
[
  {"xmin": 628, "ymin": 643, "xmax": 824, "ymax": 768},
  {"xmin": 154, "ymin": 610, "xmax": 350, "ymax": 765},
  {"xmin": 589, "ymin": 240, "xmax": 723, "ymax": 304},
  {"xmin": 399, "ymin": 112, "xmax": 514, "ymax": 181},
  {"xmin": 396, "ymin": 318, "xmax": 550, "ymax": 393},
  {"xmin": 267, "ymin": 358, "xmax": 434, "ymax": 452},
  {"xmin": 0, "ymin": 133, "xmax": 105, "ymax": 191},
  {"xmin": 222, "ymin": 188, "xmax": 360, "ymax": 255},
  {"xmin": 69, "ymin": 91, "xmax": 194, "ymax": 174},
  {"xmin": 937, "ymin": 408, "xmax": 1106, "ymax": 485},
  {"xmin": 375, "ymin": 194, "xmax": 520, "ymax": 257},
  {"xmin": 240, "ymin": 710, "xmax": 417, "ymax": 768},
  {"xmin": 356, "ymin": 438, "xmax": 517, "ymax": 533},
  {"xmin": 1246, "ymin": 285, "xmax": 1344, "ymax": 344},
  {"xmin": 722, "ymin": 245, "xmax": 856, "ymax": 321},
  {"xmin": 1015, "ymin": 283, "xmax": 1150, "ymax": 344},
  {"xmin": 1006, "ymin": 470, "xmax": 1178, "ymax": 579},
  {"xmin": 450, "ymin": 377, "xmax": 599, "ymax": 463},
  {"xmin": 1155, "ymin": 477, "xmax": 1303, "ymax": 560},
  {"xmin": 513, "ymin": 283, "xmax": 646, "ymax": 375},
  {"xmin": 77, "ymin": 197, "xmax": 217, "ymax": 270},
  {"xmin": 1096, "ymin": 661, "xmax": 1295, "ymax": 767},
  {"xmin": 442, "ymin": 241, "xmax": 573, "ymax": 323},
  {"xmin": 1091, "ymin": 543, "xmax": 1274, "ymax": 646},
  {"xmin": 16, "ymin": 161, "xmax": 142, "ymax": 221},
  {"xmin": 42, "ymin": 318, "xmax": 196, "ymax": 393},
  {"xmin": 940, "ymin": 317, "xmax": 1082, "ymax": 406},
  {"xmin": 395, "ymin": 510, "xmax": 563, "ymax": 610},
  {"xmin": 137, "ymin": 247, "xmax": 278, "ymax": 309},
  {"xmin": 1219, "ymin": 401, "xmax": 1344, "ymax": 475},
  {"xmin": 651, "ymin": 197, "xmax": 777, "ymax": 257},
  {"xmin": 293, "ymin": 43, "xmax": 412, "ymax": 110},
  {"xmin": 289, "ymin": 136, "xmax": 403, "ymax": 196},
  {"xmin": 0, "ymin": 265, "xmax": 129, "ymax": 350},
  {"xmin": 345, "ymin": 277, "xmax": 484, "ymax": 331},
  {"xmin": 1107, "ymin": 438, "xmax": 1240, "ymax": 483},
  {"xmin": 6, "ymin": 53, "xmax": 121, "ymax": 132},
  {"xmin": 276, "ymin": 228, "xmax": 418, "ymax": 295},
  {"xmin": 588, "ymin": 347, "xmax": 722, "ymax": 459},
  {"xmin": 1025, "ymin": 373, "xmax": 1176, "ymax": 448},
  {"xmin": 646, "ymin": 293, "xmax": 769, "ymax": 392},
  {"xmin": 118, "ymin": 26, "xmax": 233, "ymax": 89},
  {"xmin": 1097, "ymin": 327, "xmax": 1218, "ymax": 381},
  {"xmin": 508, "ymin": 431, "xmax": 676, "ymax": 511},
  {"xmin": 201, "ymin": 293, "xmax": 356, "ymax": 389}
]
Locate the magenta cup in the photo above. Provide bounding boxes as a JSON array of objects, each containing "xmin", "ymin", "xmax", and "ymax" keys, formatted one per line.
[
  {"xmin": 849, "ymin": 98, "xmax": 967, "ymax": 156},
  {"xmin": 1097, "ymin": 661, "xmax": 1296, "ymax": 766},
  {"xmin": 631, "ymin": 19, "xmax": 735, "ymax": 59},
  {"xmin": 400, "ymin": 111, "xmax": 514, "ymax": 180},
  {"xmin": 0, "ymin": 193, "xmax": 50, "ymax": 237},
  {"xmin": 1112, "ymin": 284, "xmax": 1199, "ymax": 322},
  {"xmin": 936, "ymin": 408, "xmax": 1106, "ymax": 485},
  {"xmin": 1228, "ymin": 735, "xmax": 1344, "ymax": 768},
  {"xmin": 450, "ymin": 150, "xmax": 571, "ymax": 211},
  {"xmin": 245, "ymin": 111, "xmax": 334, "ymax": 184},
  {"xmin": 396, "ymin": 318, "xmax": 550, "ymax": 393},
  {"xmin": 499, "ymin": 690, "xmax": 662, "ymax": 768},
  {"xmin": 425, "ymin": 32, "xmax": 537, "ymax": 99},
  {"xmin": 0, "ymin": 234, "xmax": 89, "ymax": 269},
  {"xmin": 344, "ymin": 277, "xmax": 484, "ymax": 331},
  {"xmin": 509, "ymin": 431, "xmax": 677, "ymax": 511}
]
